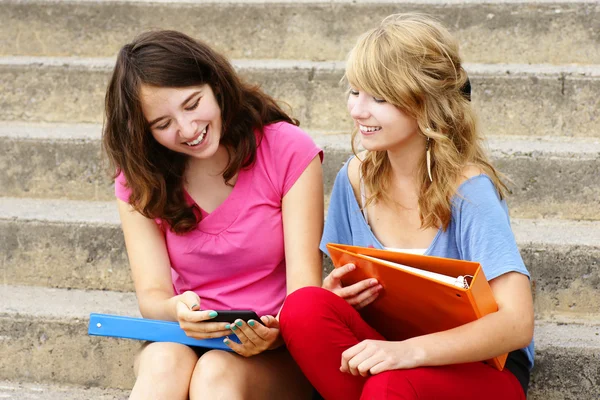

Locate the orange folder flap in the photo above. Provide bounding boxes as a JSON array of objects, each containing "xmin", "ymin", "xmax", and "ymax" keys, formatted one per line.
[{"xmin": 327, "ymin": 243, "xmax": 508, "ymax": 370}]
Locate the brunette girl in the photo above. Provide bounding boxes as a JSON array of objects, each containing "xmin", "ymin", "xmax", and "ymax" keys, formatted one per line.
[{"xmin": 103, "ymin": 30, "xmax": 323, "ymax": 399}]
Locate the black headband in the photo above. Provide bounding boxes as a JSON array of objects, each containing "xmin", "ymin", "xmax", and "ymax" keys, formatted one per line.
[{"xmin": 461, "ymin": 77, "xmax": 471, "ymax": 101}]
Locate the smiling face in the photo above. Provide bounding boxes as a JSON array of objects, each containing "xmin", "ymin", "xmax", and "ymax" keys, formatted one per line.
[
  {"xmin": 347, "ymin": 87, "xmax": 420, "ymax": 152},
  {"xmin": 141, "ymin": 84, "xmax": 222, "ymax": 160}
]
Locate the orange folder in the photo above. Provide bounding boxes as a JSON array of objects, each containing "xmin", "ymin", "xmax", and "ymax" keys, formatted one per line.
[{"xmin": 327, "ymin": 243, "xmax": 507, "ymax": 370}]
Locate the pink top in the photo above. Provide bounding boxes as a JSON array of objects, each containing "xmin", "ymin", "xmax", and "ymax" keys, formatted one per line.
[{"xmin": 115, "ymin": 122, "xmax": 323, "ymax": 316}]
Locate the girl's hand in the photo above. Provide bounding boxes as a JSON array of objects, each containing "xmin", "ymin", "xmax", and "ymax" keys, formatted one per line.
[
  {"xmin": 322, "ymin": 263, "xmax": 383, "ymax": 309},
  {"xmin": 341, "ymin": 339, "xmax": 425, "ymax": 376},
  {"xmin": 224, "ymin": 315, "xmax": 283, "ymax": 357},
  {"xmin": 176, "ymin": 291, "xmax": 231, "ymax": 339}
]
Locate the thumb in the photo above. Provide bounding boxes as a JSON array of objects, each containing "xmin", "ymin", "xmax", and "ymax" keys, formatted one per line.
[
  {"xmin": 180, "ymin": 291, "xmax": 201, "ymax": 311},
  {"xmin": 260, "ymin": 315, "xmax": 279, "ymax": 329}
]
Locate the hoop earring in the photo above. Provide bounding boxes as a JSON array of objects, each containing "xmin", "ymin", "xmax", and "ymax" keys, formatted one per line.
[{"xmin": 425, "ymin": 130, "xmax": 433, "ymax": 182}]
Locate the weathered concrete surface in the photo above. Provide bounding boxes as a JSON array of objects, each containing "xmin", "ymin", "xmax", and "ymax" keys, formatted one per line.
[
  {"xmin": 513, "ymin": 219, "xmax": 600, "ymax": 319},
  {"xmin": 529, "ymin": 320, "xmax": 600, "ymax": 400},
  {"xmin": 1, "ymin": 59, "xmax": 599, "ymax": 137},
  {"xmin": 0, "ymin": 220, "xmax": 132, "ymax": 292},
  {"xmin": 3, "ymin": 123, "xmax": 599, "ymax": 218},
  {"xmin": 2, "ymin": 198, "xmax": 599, "ymax": 318},
  {"xmin": 0, "ymin": 285, "xmax": 598, "ymax": 397},
  {"xmin": 0, "ymin": 198, "xmax": 131, "ymax": 291},
  {"xmin": 0, "ymin": 286, "xmax": 139, "ymax": 389},
  {"xmin": 1, "ymin": 1, "xmax": 598, "ymax": 64},
  {"xmin": 0, "ymin": 381, "xmax": 128, "ymax": 400}
]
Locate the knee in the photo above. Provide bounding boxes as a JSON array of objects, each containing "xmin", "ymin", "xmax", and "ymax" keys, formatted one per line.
[
  {"xmin": 280, "ymin": 286, "xmax": 348, "ymax": 342},
  {"xmin": 192, "ymin": 350, "xmax": 236, "ymax": 385},
  {"xmin": 280, "ymin": 287, "xmax": 335, "ymax": 328},
  {"xmin": 136, "ymin": 342, "xmax": 197, "ymax": 379}
]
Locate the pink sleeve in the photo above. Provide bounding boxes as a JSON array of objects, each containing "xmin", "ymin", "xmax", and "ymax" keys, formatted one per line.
[
  {"xmin": 114, "ymin": 171, "xmax": 132, "ymax": 202},
  {"xmin": 268, "ymin": 122, "xmax": 323, "ymax": 197}
]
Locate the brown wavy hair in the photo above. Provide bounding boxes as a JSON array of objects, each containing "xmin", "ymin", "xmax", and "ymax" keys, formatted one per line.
[
  {"xmin": 103, "ymin": 30, "xmax": 297, "ymax": 233},
  {"xmin": 346, "ymin": 13, "xmax": 508, "ymax": 231}
]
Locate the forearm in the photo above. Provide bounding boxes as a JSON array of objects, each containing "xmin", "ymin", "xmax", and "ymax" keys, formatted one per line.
[
  {"xmin": 405, "ymin": 309, "xmax": 533, "ymax": 367},
  {"xmin": 137, "ymin": 289, "xmax": 183, "ymax": 321}
]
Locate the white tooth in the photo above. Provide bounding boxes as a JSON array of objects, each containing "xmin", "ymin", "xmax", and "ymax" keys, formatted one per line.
[{"xmin": 186, "ymin": 130, "xmax": 206, "ymax": 146}]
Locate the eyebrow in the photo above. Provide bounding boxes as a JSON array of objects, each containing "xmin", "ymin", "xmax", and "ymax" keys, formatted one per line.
[{"xmin": 147, "ymin": 90, "xmax": 202, "ymax": 126}]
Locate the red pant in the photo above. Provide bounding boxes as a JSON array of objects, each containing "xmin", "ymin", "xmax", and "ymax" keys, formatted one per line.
[{"xmin": 280, "ymin": 287, "xmax": 526, "ymax": 400}]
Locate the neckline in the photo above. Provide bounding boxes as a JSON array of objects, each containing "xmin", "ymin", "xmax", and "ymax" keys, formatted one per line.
[
  {"xmin": 343, "ymin": 160, "xmax": 442, "ymax": 254},
  {"xmin": 183, "ymin": 166, "xmax": 253, "ymax": 234}
]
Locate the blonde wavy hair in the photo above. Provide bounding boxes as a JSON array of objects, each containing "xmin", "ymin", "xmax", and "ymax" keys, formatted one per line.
[{"xmin": 346, "ymin": 13, "xmax": 508, "ymax": 231}]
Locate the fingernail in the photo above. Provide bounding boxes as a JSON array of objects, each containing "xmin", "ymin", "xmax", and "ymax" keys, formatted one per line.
[
  {"xmin": 208, "ymin": 311, "xmax": 218, "ymax": 318},
  {"xmin": 225, "ymin": 324, "xmax": 231, "ymax": 329},
  {"xmin": 248, "ymin": 320, "xmax": 256, "ymax": 327},
  {"xmin": 349, "ymin": 264, "xmax": 355, "ymax": 270},
  {"xmin": 190, "ymin": 303, "xmax": 199, "ymax": 310},
  {"xmin": 236, "ymin": 320, "xmax": 243, "ymax": 327},
  {"xmin": 370, "ymin": 279, "xmax": 378, "ymax": 285},
  {"xmin": 224, "ymin": 338, "xmax": 230, "ymax": 344},
  {"xmin": 231, "ymin": 325, "xmax": 238, "ymax": 331}
]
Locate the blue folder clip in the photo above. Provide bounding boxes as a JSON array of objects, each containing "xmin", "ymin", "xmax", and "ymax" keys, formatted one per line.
[{"xmin": 88, "ymin": 313, "xmax": 234, "ymax": 351}]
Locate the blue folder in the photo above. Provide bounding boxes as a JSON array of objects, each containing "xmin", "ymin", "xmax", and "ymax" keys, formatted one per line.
[{"xmin": 88, "ymin": 313, "xmax": 234, "ymax": 351}]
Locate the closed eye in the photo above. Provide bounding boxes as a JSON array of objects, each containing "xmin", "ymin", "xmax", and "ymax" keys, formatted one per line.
[
  {"xmin": 185, "ymin": 98, "xmax": 201, "ymax": 111},
  {"xmin": 349, "ymin": 89, "xmax": 359, "ymax": 96},
  {"xmin": 155, "ymin": 120, "xmax": 171, "ymax": 130}
]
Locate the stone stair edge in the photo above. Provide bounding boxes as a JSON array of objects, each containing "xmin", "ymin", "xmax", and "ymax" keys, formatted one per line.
[
  {"xmin": 1, "ymin": 121, "xmax": 599, "ymax": 158},
  {"xmin": 2, "ymin": 56, "xmax": 600, "ymax": 77},
  {"xmin": 0, "ymin": 380, "xmax": 128, "ymax": 400},
  {"xmin": 5, "ymin": 0, "xmax": 600, "ymax": 5},
  {"xmin": 1, "ymin": 284, "xmax": 599, "ymax": 345},
  {"xmin": 1, "ymin": 197, "xmax": 599, "ymax": 248}
]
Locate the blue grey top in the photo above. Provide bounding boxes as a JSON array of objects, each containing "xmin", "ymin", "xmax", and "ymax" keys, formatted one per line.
[{"xmin": 320, "ymin": 158, "xmax": 534, "ymax": 368}]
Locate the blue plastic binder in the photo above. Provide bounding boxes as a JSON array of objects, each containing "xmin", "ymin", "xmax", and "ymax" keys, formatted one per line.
[{"xmin": 88, "ymin": 313, "xmax": 234, "ymax": 351}]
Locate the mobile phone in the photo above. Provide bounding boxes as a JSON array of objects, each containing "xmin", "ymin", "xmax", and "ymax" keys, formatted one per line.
[{"xmin": 211, "ymin": 310, "xmax": 265, "ymax": 325}]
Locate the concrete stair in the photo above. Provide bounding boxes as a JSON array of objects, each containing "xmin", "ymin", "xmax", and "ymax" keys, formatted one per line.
[
  {"xmin": 2, "ymin": 122, "xmax": 600, "ymax": 219},
  {"xmin": 1, "ymin": 0, "xmax": 599, "ymax": 398},
  {"xmin": 2, "ymin": 58, "xmax": 600, "ymax": 138},
  {"xmin": 1, "ymin": 0, "xmax": 598, "ymax": 64},
  {"xmin": 1, "ymin": 285, "xmax": 598, "ymax": 399},
  {"xmin": 0, "ymin": 380, "xmax": 128, "ymax": 400},
  {"xmin": 2, "ymin": 197, "xmax": 599, "ymax": 319}
]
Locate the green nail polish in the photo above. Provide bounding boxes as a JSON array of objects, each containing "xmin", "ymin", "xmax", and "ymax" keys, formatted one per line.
[
  {"xmin": 224, "ymin": 338, "xmax": 230, "ymax": 344},
  {"xmin": 231, "ymin": 325, "xmax": 238, "ymax": 331},
  {"xmin": 208, "ymin": 311, "xmax": 218, "ymax": 318},
  {"xmin": 225, "ymin": 324, "xmax": 231, "ymax": 329},
  {"xmin": 249, "ymin": 320, "xmax": 256, "ymax": 327},
  {"xmin": 236, "ymin": 320, "xmax": 243, "ymax": 327}
]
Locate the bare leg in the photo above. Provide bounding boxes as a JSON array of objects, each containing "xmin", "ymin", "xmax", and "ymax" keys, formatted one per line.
[
  {"xmin": 129, "ymin": 342, "xmax": 199, "ymax": 400},
  {"xmin": 189, "ymin": 348, "xmax": 312, "ymax": 400}
]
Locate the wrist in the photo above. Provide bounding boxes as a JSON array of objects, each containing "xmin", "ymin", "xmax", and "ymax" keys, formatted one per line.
[
  {"xmin": 402, "ymin": 337, "xmax": 428, "ymax": 368},
  {"xmin": 267, "ymin": 331, "xmax": 285, "ymax": 350},
  {"xmin": 165, "ymin": 294, "xmax": 184, "ymax": 321}
]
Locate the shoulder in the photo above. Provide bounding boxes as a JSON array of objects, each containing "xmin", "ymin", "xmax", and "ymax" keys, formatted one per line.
[
  {"xmin": 260, "ymin": 122, "xmax": 320, "ymax": 156},
  {"xmin": 457, "ymin": 164, "xmax": 485, "ymax": 186},
  {"xmin": 346, "ymin": 151, "xmax": 367, "ymax": 196},
  {"xmin": 262, "ymin": 121, "xmax": 310, "ymax": 142}
]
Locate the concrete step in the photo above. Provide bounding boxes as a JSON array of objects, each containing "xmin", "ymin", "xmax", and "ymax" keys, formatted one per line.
[
  {"xmin": 0, "ymin": 285, "xmax": 598, "ymax": 398},
  {"xmin": 1, "ymin": 197, "xmax": 599, "ymax": 318},
  {"xmin": 0, "ymin": 381, "xmax": 127, "ymax": 400},
  {"xmin": 2, "ymin": 122, "xmax": 599, "ymax": 219},
  {"xmin": 1, "ymin": 0, "xmax": 598, "ymax": 65},
  {"xmin": 1, "ymin": 58, "xmax": 599, "ymax": 137}
]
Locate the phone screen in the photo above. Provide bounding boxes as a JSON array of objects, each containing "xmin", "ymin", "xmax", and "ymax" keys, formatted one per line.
[{"xmin": 211, "ymin": 310, "xmax": 265, "ymax": 325}]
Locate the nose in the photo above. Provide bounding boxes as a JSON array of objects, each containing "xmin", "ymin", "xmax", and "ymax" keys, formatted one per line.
[
  {"xmin": 178, "ymin": 117, "xmax": 198, "ymax": 140},
  {"xmin": 348, "ymin": 95, "xmax": 370, "ymax": 120}
]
